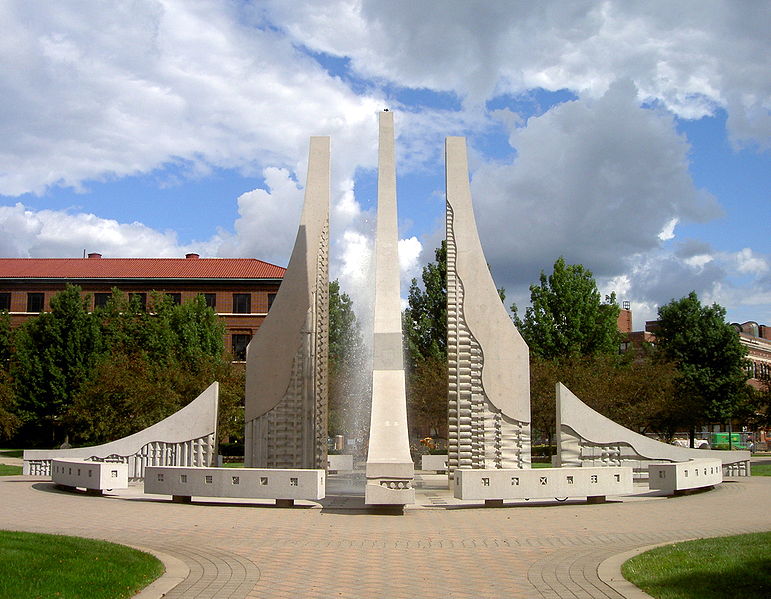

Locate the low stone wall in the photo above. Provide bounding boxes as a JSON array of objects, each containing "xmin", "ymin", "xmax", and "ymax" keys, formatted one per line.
[
  {"xmin": 420, "ymin": 454, "xmax": 448, "ymax": 472},
  {"xmin": 144, "ymin": 466, "xmax": 325, "ymax": 507},
  {"xmin": 454, "ymin": 466, "xmax": 633, "ymax": 505},
  {"xmin": 648, "ymin": 459, "xmax": 723, "ymax": 494},
  {"xmin": 51, "ymin": 459, "xmax": 128, "ymax": 495}
]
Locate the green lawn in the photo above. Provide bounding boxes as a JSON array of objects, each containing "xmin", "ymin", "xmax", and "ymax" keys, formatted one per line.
[
  {"xmin": 0, "ymin": 449, "xmax": 23, "ymax": 459},
  {"xmin": 622, "ymin": 531, "xmax": 771, "ymax": 599},
  {"xmin": 0, "ymin": 464, "xmax": 22, "ymax": 476},
  {"xmin": 0, "ymin": 530, "xmax": 164, "ymax": 599},
  {"xmin": 751, "ymin": 463, "xmax": 771, "ymax": 476}
]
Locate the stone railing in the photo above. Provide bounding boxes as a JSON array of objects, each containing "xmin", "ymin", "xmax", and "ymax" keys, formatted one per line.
[
  {"xmin": 24, "ymin": 383, "xmax": 219, "ymax": 479},
  {"xmin": 557, "ymin": 383, "xmax": 750, "ymax": 477}
]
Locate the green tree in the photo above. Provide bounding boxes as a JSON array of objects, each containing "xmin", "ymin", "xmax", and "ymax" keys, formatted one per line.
[
  {"xmin": 0, "ymin": 310, "xmax": 11, "ymax": 368},
  {"xmin": 403, "ymin": 241, "xmax": 447, "ymax": 366},
  {"xmin": 401, "ymin": 244, "xmax": 449, "ymax": 441},
  {"xmin": 13, "ymin": 286, "xmax": 103, "ymax": 446},
  {"xmin": 327, "ymin": 280, "xmax": 367, "ymax": 438},
  {"xmin": 0, "ymin": 311, "xmax": 19, "ymax": 439},
  {"xmin": 655, "ymin": 291, "xmax": 749, "ymax": 443},
  {"xmin": 512, "ymin": 257, "xmax": 622, "ymax": 359}
]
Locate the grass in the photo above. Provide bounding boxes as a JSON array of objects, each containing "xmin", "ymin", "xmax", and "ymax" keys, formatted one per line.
[
  {"xmin": 0, "ymin": 530, "xmax": 164, "ymax": 599},
  {"xmin": 622, "ymin": 531, "xmax": 771, "ymax": 599},
  {"xmin": 223, "ymin": 461, "xmax": 244, "ymax": 468},
  {"xmin": 0, "ymin": 464, "xmax": 22, "ymax": 476},
  {"xmin": 751, "ymin": 463, "xmax": 771, "ymax": 476},
  {"xmin": 0, "ymin": 449, "xmax": 23, "ymax": 459}
]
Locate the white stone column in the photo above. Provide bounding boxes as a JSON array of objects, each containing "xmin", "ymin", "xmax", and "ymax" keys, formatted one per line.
[{"xmin": 365, "ymin": 111, "xmax": 415, "ymax": 505}]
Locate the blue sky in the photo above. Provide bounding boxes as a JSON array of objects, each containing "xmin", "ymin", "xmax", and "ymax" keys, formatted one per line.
[{"xmin": 0, "ymin": 0, "xmax": 769, "ymax": 329}]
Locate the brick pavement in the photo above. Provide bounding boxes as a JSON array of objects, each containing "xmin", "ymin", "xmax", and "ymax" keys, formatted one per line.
[{"xmin": 0, "ymin": 474, "xmax": 769, "ymax": 598}]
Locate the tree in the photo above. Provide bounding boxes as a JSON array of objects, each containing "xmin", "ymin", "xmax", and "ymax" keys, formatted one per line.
[
  {"xmin": 403, "ymin": 241, "xmax": 447, "ymax": 366},
  {"xmin": 529, "ymin": 353, "xmax": 678, "ymax": 446},
  {"xmin": 13, "ymin": 286, "xmax": 103, "ymax": 446},
  {"xmin": 512, "ymin": 257, "xmax": 622, "ymax": 359},
  {"xmin": 655, "ymin": 291, "xmax": 749, "ymax": 443},
  {"xmin": 327, "ymin": 280, "xmax": 367, "ymax": 439},
  {"xmin": 401, "ymin": 244, "xmax": 449, "ymax": 441},
  {"xmin": 0, "ymin": 311, "xmax": 19, "ymax": 440},
  {"xmin": 0, "ymin": 310, "xmax": 11, "ymax": 368}
]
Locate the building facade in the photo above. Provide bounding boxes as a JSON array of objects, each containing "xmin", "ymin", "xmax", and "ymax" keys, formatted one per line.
[
  {"xmin": 0, "ymin": 253, "xmax": 284, "ymax": 360},
  {"xmin": 731, "ymin": 321, "xmax": 771, "ymax": 390}
]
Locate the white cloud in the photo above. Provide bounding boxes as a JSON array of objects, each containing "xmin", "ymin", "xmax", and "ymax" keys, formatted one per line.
[
  {"xmin": 658, "ymin": 218, "xmax": 678, "ymax": 241},
  {"xmin": 0, "ymin": 0, "xmax": 383, "ymax": 197},
  {"xmin": 735, "ymin": 248, "xmax": 768, "ymax": 276},
  {"xmin": 268, "ymin": 0, "xmax": 771, "ymax": 146},
  {"xmin": 470, "ymin": 79, "xmax": 721, "ymax": 292},
  {"xmin": 0, "ymin": 203, "xmax": 189, "ymax": 258},
  {"xmin": 216, "ymin": 167, "xmax": 303, "ymax": 265},
  {"xmin": 398, "ymin": 236, "xmax": 423, "ymax": 283}
]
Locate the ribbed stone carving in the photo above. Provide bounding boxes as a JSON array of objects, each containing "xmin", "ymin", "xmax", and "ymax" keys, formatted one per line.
[
  {"xmin": 244, "ymin": 137, "xmax": 330, "ymax": 470},
  {"xmin": 23, "ymin": 383, "xmax": 219, "ymax": 479},
  {"xmin": 445, "ymin": 137, "xmax": 531, "ymax": 477}
]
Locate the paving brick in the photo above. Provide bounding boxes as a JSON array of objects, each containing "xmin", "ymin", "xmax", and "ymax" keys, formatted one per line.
[{"xmin": 1, "ymin": 474, "xmax": 769, "ymax": 598}]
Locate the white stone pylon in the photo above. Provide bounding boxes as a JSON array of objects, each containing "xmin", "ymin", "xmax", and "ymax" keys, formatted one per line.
[
  {"xmin": 243, "ymin": 136, "xmax": 329, "ymax": 470},
  {"xmin": 364, "ymin": 111, "xmax": 415, "ymax": 505},
  {"xmin": 445, "ymin": 136, "xmax": 531, "ymax": 477}
]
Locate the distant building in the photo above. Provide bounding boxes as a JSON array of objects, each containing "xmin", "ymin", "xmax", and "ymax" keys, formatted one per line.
[
  {"xmin": 617, "ymin": 303, "xmax": 771, "ymax": 391},
  {"xmin": 0, "ymin": 253, "xmax": 285, "ymax": 360},
  {"xmin": 617, "ymin": 303, "xmax": 656, "ymax": 353},
  {"xmin": 731, "ymin": 321, "xmax": 771, "ymax": 390}
]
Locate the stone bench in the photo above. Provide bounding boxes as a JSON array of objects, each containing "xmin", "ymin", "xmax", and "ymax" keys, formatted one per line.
[
  {"xmin": 420, "ymin": 454, "xmax": 448, "ymax": 472},
  {"xmin": 648, "ymin": 459, "xmax": 722, "ymax": 495},
  {"xmin": 327, "ymin": 454, "xmax": 354, "ymax": 472},
  {"xmin": 454, "ymin": 467, "xmax": 633, "ymax": 505},
  {"xmin": 143, "ymin": 466, "xmax": 325, "ymax": 507},
  {"xmin": 51, "ymin": 459, "xmax": 129, "ymax": 495}
]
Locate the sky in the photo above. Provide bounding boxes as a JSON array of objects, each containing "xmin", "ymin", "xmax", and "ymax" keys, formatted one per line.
[{"xmin": 1, "ymin": 0, "xmax": 769, "ymax": 330}]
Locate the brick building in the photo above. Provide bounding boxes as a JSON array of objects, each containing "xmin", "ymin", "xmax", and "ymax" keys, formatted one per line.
[
  {"xmin": 0, "ymin": 253, "xmax": 284, "ymax": 360},
  {"xmin": 731, "ymin": 321, "xmax": 771, "ymax": 390}
]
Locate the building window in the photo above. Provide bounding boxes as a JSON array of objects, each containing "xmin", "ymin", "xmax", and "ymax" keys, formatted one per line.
[
  {"xmin": 203, "ymin": 293, "xmax": 216, "ymax": 309},
  {"xmin": 233, "ymin": 293, "xmax": 251, "ymax": 314},
  {"xmin": 232, "ymin": 334, "xmax": 251, "ymax": 361},
  {"xmin": 94, "ymin": 293, "xmax": 111, "ymax": 310},
  {"xmin": 167, "ymin": 292, "xmax": 182, "ymax": 305},
  {"xmin": 129, "ymin": 293, "xmax": 147, "ymax": 311},
  {"xmin": 27, "ymin": 293, "xmax": 44, "ymax": 313},
  {"xmin": 267, "ymin": 293, "xmax": 277, "ymax": 311},
  {"xmin": 0, "ymin": 292, "xmax": 10, "ymax": 311}
]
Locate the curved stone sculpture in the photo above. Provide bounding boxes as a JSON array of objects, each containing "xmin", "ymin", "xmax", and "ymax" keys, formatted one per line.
[
  {"xmin": 365, "ymin": 111, "xmax": 415, "ymax": 505},
  {"xmin": 24, "ymin": 382, "xmax": 219, "ymax": 479},
  {"xmin": 556, "ymin": 382, "xmax": 750, "ymax": 476},
  {"xmin": 445, "ymin": 137, "xmax": 531, "ymax": 475},
  {"xmin": 244, "ymin": 136, "xmax": 329, "ymax": 470}
]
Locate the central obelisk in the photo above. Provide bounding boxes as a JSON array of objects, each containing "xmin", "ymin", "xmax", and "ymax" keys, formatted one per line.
[{"xmin": 364, "ymin": 111, "xmax": 415, "ymax": 506}]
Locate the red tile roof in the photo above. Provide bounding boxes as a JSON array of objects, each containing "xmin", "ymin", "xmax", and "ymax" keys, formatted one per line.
[{"xmin": 0, "ymin": 257, "xmax": 285, "ymax": 280}]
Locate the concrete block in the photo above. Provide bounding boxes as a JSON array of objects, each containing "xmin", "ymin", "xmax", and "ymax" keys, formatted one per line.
[
  {"xmin": 144, "ymin": 467, "xmax": 325, "ymax": 505},
  {"xmin": 51, "ymin": 459, "xmax": 128, "ymax": 494},
  {"xmin": 420, "ymin": 454, "xmax": 448, "ymax": 471},
  {"xmin": 648, "ymin": 459, "xmax": 722, "ymax": 493},
  {"xmin": 454, "ymin": 467, "xmax": 633, "ymax": 503}
]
